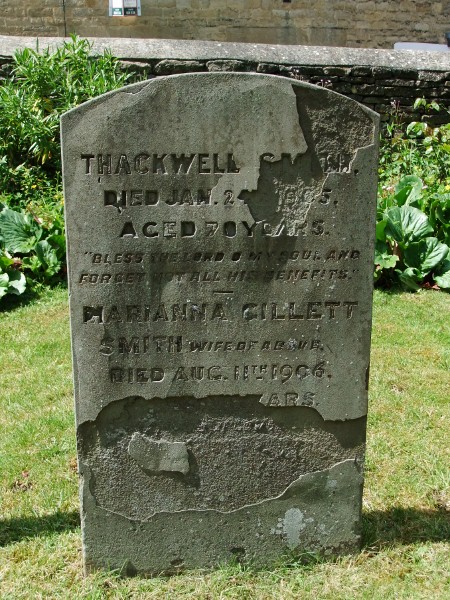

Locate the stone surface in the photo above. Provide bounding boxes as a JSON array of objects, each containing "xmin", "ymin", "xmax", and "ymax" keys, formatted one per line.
[
  {"xmin": 128, "ymin": 434, "xmax": 190, "ymax": 475},
  {"xmin": 1, "ymin": 1, "xmax": 450, "ymax": 49},
  {"xmin": 3, "ymin": 35, "xmax": 450, "ymax": 124},
  {"xmin": 82, "ymin": 459, "xmax": 364, "ymax": 573},
  {"xmin": 62, "ymin": 72, "xmax": 379, "ymax": 574},
  {"xmin": 2, "ymin": 35, "xmax": 450, "ymax": 70}
]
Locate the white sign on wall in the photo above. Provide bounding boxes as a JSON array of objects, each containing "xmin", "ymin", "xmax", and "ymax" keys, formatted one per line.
[{"xmin": 109, "ymin": 0, "xmax": 141, "ymax": 16}]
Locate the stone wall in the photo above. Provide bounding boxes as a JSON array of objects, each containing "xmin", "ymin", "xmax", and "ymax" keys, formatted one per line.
[
  {"xmin": 1, "ymin": 1, "xmax": 450, "ymax": 49},
  {"xmin": 1, "ymin": 35, "xmax": 449, "ymax": 123}
]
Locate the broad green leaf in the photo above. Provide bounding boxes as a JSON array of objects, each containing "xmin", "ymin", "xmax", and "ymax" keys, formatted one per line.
[
  {"xmin": 47, "ymin": 233, "xmax": 66, "ymax": 255},
  {"xmin": 393, "ymin": 185, "xmax": 414, "ymax": 208},
  {"xmin": 7, "ymin": 270, "xmax": 26, "ymax": 295},
  {"xmin": 377, "ymin": 254, "xmax": 398, "ymax": 269},
  {"xmin": 403, "ymin": 237, "xmax": 449, "ymax": 275},
  {"xmin": 0, "ymin": 272, "xmax": 9, "ymax": 299},
  {"xmin": 406, "ymin": 120, "xmax": 426, "ymax": 136},
  {"xmin": 22, "ymin": 254, "xmax": 41, "ymax": 274},
  {"xmin": 376, "ymin": 220, "xmax": 387, "ymax": 242},
  {"xmin": 0, "ymin": 250, "xmax": 14, "ymax": 270},
  {"xmin": 430, "ymin": 194, "xmax": 450, "ymax": 227},
  {"xmin": 434, "ymin": 253, "xmax": 450, "ymax": 290},
  {"xmin": 0, "ymin": 208, "xmax": 40, "ymax": 253},
  {"xmin": 435, "ymin": 270, "xmax": 450, "ymax": 289},
  {"xmin": 385, "ymin": 205, "xmax": 433, "ymax": 245},
  {"xmin": 35, "ymin": 239, "xmax": 61, "ymax": 276},
  {"xmin": 397, "ymin": 267, "xmax": 422, "ymax": 291},
  {"xmin": 394, "ymin": 175, "xmax": 423, "ymax": 206},
  {"xmin": 374, "ymin": 241, "xmax": 398, "ymax": 269},
  {"xmin": 413, "ymin": 98, "xmax": 426, "ymax": 110}
]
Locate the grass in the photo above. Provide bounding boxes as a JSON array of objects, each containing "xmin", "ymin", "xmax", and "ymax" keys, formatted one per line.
[{"xmin": 0, "ymin": 287, "xmax": 449, "ymax": 598}]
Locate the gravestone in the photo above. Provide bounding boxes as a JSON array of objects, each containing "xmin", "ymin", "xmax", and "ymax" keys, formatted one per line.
[{"xmin": 62, "ymin": 73, "xmax": 379, "ymax": 574}]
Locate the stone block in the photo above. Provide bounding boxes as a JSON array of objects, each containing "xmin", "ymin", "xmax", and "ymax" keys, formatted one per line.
[
  {"xmin": 372, "ymin": 66, "xmax": 418, "ymax": 80},
  {"xmin": 154, "ymin": 59, "xmax": 206, "ymax": 74},
  {"xmin": 350, "ymin": 66, "xmax": 373, "ymax": 77},
  {"xmin": 323, "ymin": 66, "xmax": 351, "ymax": 76},
  {"xmin": 206, "ymin": 59, "xmax": 249, "ymax": 72},
  {"xmin": 62, "ymin": 72, "xmax": 379, "ymax": 574},
  {"xmin": 418, "ymin": 70, "xmax": 447, "ymax": 83}
]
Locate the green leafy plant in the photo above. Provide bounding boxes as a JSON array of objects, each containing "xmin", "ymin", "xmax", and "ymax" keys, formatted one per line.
[
  {"xmin": 377, "ymin": 100, "xmax": 450, "ymax": 291},
  {"xmin": 375, "ymin": 176, "xmax": 450, "ymax": 290},
  {"xmin": 379, "ymin": 98, "xmax": 450, "ymax": 195},
  {"xmin": 0, "ymin": 36, "xmax": 139, "ymax": 300},
  {"xmin": 0, "ymin": 249, "xmax": 26, "ymax": 299},
  {"xmin": 0, "ymin": 36, "xmax": 132, "ymax": 182},
  {"xmin": 0, "ymin": 205, "xmax": 66, "ymax": 296},
  {"xmin": 428, "ymin": 192, "xmax": 450, "ymax": 245}
]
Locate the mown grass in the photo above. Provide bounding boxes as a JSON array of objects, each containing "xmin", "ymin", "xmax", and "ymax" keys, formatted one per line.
[{"xmin": 0, "ymin": 288, "xmax": 449, "ymax": 599}]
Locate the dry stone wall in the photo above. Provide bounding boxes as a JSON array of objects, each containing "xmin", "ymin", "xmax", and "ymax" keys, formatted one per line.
[
  {"xmin": 1, "ymin": 36, "xmax": 450, "ymax": 123},
  {"xmin": 1, "ymin": 0, "xmax": 450, "ymax": 49}
]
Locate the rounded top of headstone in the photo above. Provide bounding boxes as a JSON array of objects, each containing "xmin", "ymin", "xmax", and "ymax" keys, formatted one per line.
[{"xmin": 62, "ymin": 72, "xmax": 379, "ymax": 424}]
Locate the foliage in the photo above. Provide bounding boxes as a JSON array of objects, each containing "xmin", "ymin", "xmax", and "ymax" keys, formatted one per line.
[
  {"xmin": 0, "ymin": 249, "xmax": 26, "ymax": 300},
  {"xmin": 379, "ymin": 98, "xmax": 450, "ymax": 193},
  {"xmin": 376, "ymin": 99, "xmax": 450, "ymax": 291},
  {"xmin": 0, "ymin": 204, "xmax": 66, "ymax": 296},
  {"xmin": 0, "ymin": 36, "xmax": 132, "ymax": 183},
  {"xmin": 0, "ymin": 36, "xmax": 136, "ymax": 300}
]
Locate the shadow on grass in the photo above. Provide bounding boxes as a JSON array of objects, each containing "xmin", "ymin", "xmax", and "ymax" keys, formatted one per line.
[
  {"xmin": 362, "ymin": 506, "xmax": 450, "ymax": 548},
  {"xmin": 0, "ymin": 509, "xmax": 80, "ymax": 547},
  {"xmin": 373, "ymin": 284, "xmax": 406, "ymax": 296},
  {"xmin": 0, "ymin": 282, "xmax": 68, "ymax": 314},
  {"xmin": 1, "ymin": 506, "xmax": 448, "ymax": 549}
]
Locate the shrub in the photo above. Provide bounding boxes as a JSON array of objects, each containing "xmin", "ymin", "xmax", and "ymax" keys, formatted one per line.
[
  {"xmin": 376, "ymin": 100, "xmax": 450, "ymax": 291},
  {"xmin": 0, "ymin": 36, "xmax": 137, "ymax": 300}
]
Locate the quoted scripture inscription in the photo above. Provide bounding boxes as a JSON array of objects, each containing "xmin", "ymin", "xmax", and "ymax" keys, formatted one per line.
[{"xmin": 63, "ymin": 73, "xmax": 378, "ymax": 573}]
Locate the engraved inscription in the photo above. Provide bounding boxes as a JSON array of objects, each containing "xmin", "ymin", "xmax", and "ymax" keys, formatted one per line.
[
  {"xmin": 64, "ymin": 73, "xmax": 377, "ymax": 423},
  {"xmin": 81, "ymin": 152, "xmax": 241, "ymax": 176},
  {"xmin": 99, "ymin": 336, "xmax": 323, "ymax": 355},
  {"xmin": 82, "ymin": 301, "xmax": 358, "ymax": 324}
]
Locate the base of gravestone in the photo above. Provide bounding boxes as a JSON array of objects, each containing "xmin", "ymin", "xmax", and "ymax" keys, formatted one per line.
[{"xmin": 81, "ymin": 458, "xmax": 363, "ymax": 575}]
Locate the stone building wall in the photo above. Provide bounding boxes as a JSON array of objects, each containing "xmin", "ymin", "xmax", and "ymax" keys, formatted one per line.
[
  {"xmin": 1, "ymin": 36, "xmax": 449, "ymax": 124},
  {"xmin": 0, "ymin": 1, "xmax": 449, "ymax": 49}
]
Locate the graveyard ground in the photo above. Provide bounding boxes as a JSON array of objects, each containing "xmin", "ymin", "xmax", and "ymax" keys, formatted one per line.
[{"xmin": 0, "ymin": 287, "xmax": 449, "ymax": 599}]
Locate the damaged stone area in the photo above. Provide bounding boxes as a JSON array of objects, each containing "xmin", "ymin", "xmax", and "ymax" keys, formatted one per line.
[
  {"xmin": 78, "ymin": 395, "xmax": 365, "ymax": 518},
  {"xmin": 82, "ymin": 458, "xmax": 364, "ymax": 574}
]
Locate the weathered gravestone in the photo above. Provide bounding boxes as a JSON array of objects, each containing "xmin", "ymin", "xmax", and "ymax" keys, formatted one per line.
[{"xmin": 62, "ymin": 73, "xmax": 379, "ymax": 574}]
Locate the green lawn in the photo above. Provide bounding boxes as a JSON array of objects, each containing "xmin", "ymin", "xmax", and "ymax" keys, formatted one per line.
[{"xmin": 0, "ymin": 288, "xmax": 449, "ymax": 599}]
